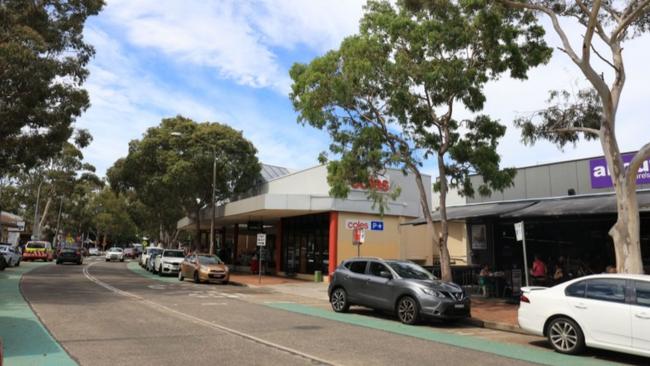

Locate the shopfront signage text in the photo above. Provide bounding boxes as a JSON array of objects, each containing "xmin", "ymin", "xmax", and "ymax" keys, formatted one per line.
[
  {"xmin": 590, "ymin": 152, "xmax": 650, "ymax": 188},
  {"xmin": 345, "ymin": 220, "xmax": 384, "ymax": 231},
  {"xmin": 350, "ymin": 175, "xmax": 391, "ymax": 192}
]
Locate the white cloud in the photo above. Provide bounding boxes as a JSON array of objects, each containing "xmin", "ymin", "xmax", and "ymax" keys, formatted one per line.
[{"xmin": 101, "ymin": 0, "xmax": 364, "ymax": 94}]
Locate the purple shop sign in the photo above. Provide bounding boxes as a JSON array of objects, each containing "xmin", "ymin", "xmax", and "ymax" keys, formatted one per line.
[{"xmin": 590, "ymin": 152, "xmax": 650, "ymax": 188}]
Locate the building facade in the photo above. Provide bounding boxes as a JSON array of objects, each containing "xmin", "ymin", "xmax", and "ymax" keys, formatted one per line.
[{"xmin": 177, "ymin": 164, "xmax": 432, "ymax": 278}]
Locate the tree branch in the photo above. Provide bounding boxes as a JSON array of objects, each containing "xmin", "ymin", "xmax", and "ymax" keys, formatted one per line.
[
  {"xmin": 614, "ymin": 0, "xmax": 650, "ymax": 41},
  {"xmin": 550, "ymin": 127, "xmax": 600, "ymax": 135},
  {"xmin": 577, "ymin": 0, "xmax": 603, "ymax": 65},
  {"xmin": 575, "ymin": 0, "xmax": 611, "ymax": 44},
  {"xmin": 626, "ymin": 142, "xmax": 650, "ymax": 186},
  {"xmin": 590, "ymin": 43, "xmax": 617, "ymax": 71}
]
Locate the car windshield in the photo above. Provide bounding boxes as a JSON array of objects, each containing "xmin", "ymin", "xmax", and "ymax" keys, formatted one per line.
[
  {"xmin": 386, "ymin": 261, "xmax": 436, "ymax": 280},
  {"xmin": 164, "ymin": 251, "xmax": 184, "ymax": 258},
  {"xmin": 27, "ymin": 243, "xmax": 45, "ymax": 249},
  {"xmin": 198, "ymin": 255, "xmax": 223, "ymax": 265},
  {"xmin": 0, "ymin": 246, "xmax": 8, "ymax": 252},
  {"xmin": 62, "ymin": 249, "xmax": 76, "ymax": 253},
  {"xmin": 110, "ymin": 248, "xmax": 123, "ymax": 252}
]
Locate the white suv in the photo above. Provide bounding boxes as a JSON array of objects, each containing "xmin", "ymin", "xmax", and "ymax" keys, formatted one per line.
[
  {"xmin": 154, "ymin": 249, "xmax": 185, "ymax": 276},
  {"xmin": 0, "ymin": 244, "xmax": 21, "ymax": 267}
]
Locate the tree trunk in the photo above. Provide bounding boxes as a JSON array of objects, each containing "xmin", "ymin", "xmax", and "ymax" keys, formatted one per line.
[
  {"xmin": 38, "ymin": 196, "xmax": 52, "ymax": 234},
  {"xmin": 408, "ymin": 164, "xmax": 446, "ymax": 279},
  {"xmin": 436, "ymin": 153, "xmax": 452, "ymax": 282},
  {"xmin": 601, "ymin": 125, "xmax": 645, "ymax": 274}
]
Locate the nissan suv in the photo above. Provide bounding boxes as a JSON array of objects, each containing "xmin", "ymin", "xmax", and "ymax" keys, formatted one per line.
[{"xmin": 328, "ymin": 257, "xmax": 470, "ymax": 324}]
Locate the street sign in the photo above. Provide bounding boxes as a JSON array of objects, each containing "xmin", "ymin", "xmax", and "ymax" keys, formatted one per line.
[
  {"xmin": 514, "ymin": 221, "xmax": 524, "ymax": 242},
  {"xmin": 370, "ymin": 221, "xmax": 384, "ymax": 231},
  {"xmin": 16, "ymin": 221, "xmax": 25, "ymax": 231},
  {"xmin": 256, "ymin": 233, "xmax": 266, "ymax": 247},
  {"xmin": 352, "ymin": 228, "xmax": 365, "ymax": 245}
]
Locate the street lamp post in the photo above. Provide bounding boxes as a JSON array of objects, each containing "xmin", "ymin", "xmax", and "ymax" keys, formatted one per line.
[{"xmin": 171, "ymin": 132, "xmax": 218, "ymax": 256}]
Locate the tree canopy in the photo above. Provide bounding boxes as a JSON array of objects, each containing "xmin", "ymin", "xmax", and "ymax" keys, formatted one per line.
[
  {"xmin": 0, "ymin": 0, "xmax": 104, "ymax": 174},
  {"xmin": 107, "ymin": 116, "xmax": 262, "ymax": 246},
  {"xmin": 290, "ymin": 0, "xmax": 551, "ymax": 280}
]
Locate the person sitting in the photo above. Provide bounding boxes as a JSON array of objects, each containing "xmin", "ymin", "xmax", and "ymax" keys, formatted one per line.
[
  {"xmin": 479, "ymin": 265, "xmax": 492, "ymax": 297},
  {"xmin": 553, "ymin": 266, "xmax": 565, "ymax": 285},
  {"xmin": 530, "ymin": 255, "xmax": 547, "ymax": 286}
]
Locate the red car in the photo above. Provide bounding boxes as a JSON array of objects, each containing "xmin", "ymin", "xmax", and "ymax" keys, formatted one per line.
[{"xmin": 123, "ymin": 247, "xmax": 135, "ymax": 259}]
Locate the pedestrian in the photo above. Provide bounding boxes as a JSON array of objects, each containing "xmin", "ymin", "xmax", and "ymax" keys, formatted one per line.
[
  {"xmin": 479, "ymin": 264, "xmax": 491, "ymax": 297},
  {"xmin": 530, "ymin": 255, "xmax": 547, "ymax": 286}
]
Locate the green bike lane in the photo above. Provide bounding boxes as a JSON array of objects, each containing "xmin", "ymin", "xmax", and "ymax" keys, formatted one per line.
[
  {"xmin": 125, "ymin": 260, "xmax": 630, "ymax": 366},
  {"xmin": 0, "ymin": 262, "xmax": 77, "ymax": 366}
]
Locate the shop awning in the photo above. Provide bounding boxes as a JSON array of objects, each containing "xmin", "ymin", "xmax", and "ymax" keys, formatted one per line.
[
  {"xmin": 404, "ymin": 201, "xmax": 537, "ymax": 225},
  {"xmin": 502, "ymin": 190, "xmax": 650, "ymax": 218}
]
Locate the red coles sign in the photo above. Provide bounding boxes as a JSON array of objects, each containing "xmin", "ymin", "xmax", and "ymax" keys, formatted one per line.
[{"xmin": 350, "ymin": 176, "xmax": 390, "ymax": 192}]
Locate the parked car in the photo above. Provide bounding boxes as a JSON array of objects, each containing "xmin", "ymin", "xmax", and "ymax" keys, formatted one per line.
[
  {"xmin": 328, "ymin": 257, "xmax": 470, "ymax": 325},
  {"xmin": 132, "ymin": 243, "xmax": 143, "ymax": 257},
  {"xmin": 0, "ymin": 243, "xmax": 21, "ymax": 267},
  {"xmin": 56, "ymin": 247, "xmax": 83, "ymax": 265},
  {"xmin": 123, "ymin": 247, "xmax": 135, "ymax": 259},
  {"xmin": 88, "ymin": 247, "xmax": 99, "ymax": 256},
  {"xmin": 141, "ymin": 247, "xmax": 162, "ymax": 268},
  {"xmin": 154, "ymin": 249, "xmax": 185, "ymax": 276},
  {"xmin": 147, "ymin": 252, "xmax": 160, "ymax": 272},
  {"xmin": 518, "ymin": 274, "xmax": 650, "ymax": 357},
  {"xmin": 178, "ymin": 254, "xmax": 229, "ymax": 284},
  {"xmin": 105, "ymin": 247, "xmax": 125, "ymax": 262},
  {"xmin": 21, "ymin": 241, "xmax": 53, "ymax": 262},
  {"xmin": 0, "ymin": 253, "xmax": 7, "ymax": 271}
]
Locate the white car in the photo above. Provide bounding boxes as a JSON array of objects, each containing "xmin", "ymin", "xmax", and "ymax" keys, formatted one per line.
[
  {"xmin": 88, "ymin": 247, "xmax": 99, "ymax": 256},
  {"xmin": 140, "ymin": 247, "xmax": 162, "ymax": 267},
  {"xmin": 518, "ymin": 274, "xmax": 650, "ymax": 358},
  {"xmin": 105, "ymin": 247, "xmax": 124, "ymax": 262},
  {"xmin": 154, "ymin": 249, "xmax": 185, "ymax": 276},
  {"xmin": 0, "ymin": 244, "xmax": 21, "ymax": 267}
]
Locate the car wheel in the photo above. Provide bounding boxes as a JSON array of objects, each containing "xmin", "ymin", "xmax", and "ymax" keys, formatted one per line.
[
  {"xmin": 120, "ymin": 258, "xmax": 124, "ymax": 262},
  {"xmin": 330, "ymin": 287, "xmax": 350, "ymax": 313},
  {"xmin": 397, "ymin": 296, "xmax": 420, "ymax": 325},
  {"xmin": 7, "ymin": 259, "xmax": 12, "ymax": 267},
  {"xmin": 193, "ymin": 271, "xmax": 200, "ymax": 284},
  {"xmin": 15, "ymin": 260, "xmax": 20, "ymax": 267},
  {"xmin": 77, "ymin": 260, "xmax": 83, "ymax": 265},
  {"xmin": 106, "ymin": 259, "xmax": 110, "ymax": 262},
  {"xmin": 547, "ymin": 317, "xmax": 585, "ymax": 355},
  {"xmin": 56, "ymin": 260, "xmax": 61, "ymax": 265},
  {"xmin": 158, "ymin": 267, "xmax": 163, "ymax": 276},
  {"xmin": 178, "ymin": 271, "xmax": 184, "ymax": 281}
]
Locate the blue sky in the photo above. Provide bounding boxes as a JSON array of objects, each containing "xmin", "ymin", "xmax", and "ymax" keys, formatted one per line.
[{"xmin": 77, "ymin": 0, "xmax": 650, "ymax": 179}]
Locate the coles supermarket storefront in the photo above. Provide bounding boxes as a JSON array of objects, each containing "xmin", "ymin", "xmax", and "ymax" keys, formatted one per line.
[{"xmin": 176, "ymin": 164, "xmax": 431, "ymax": 279}]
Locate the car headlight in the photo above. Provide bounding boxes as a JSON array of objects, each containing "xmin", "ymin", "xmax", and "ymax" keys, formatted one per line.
[{"xmin": 420, "ymin": 287, "xmax": 445, "ymax": 298}]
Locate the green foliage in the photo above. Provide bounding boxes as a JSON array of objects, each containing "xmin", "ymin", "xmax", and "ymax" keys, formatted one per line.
[
  {"xmin": 290, "ymin": 0, "xmax": 551, "ymax": 207},
  {"xmin": 514, "ymin": 88, "xmax": 601, "ymax": 148},
  {"xmin": 107, "ymin": 116, "xmax": 262, "ymax": 240},
  {"xmin": 0, "ymin": 0, "xmax": 104, "ymax": 174},
  {"xmin": 90, "ymin": 188, "xmax": 139, "ymax": 244}
]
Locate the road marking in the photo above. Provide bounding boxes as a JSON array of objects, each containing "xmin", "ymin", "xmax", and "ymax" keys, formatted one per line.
[
  {"xmin": 83, "ymin": 262, "xmax": 339, "ymax": 366},
  {"xmin": 201, "ymin": 302, "xmax": 227, "ymax": 306}
]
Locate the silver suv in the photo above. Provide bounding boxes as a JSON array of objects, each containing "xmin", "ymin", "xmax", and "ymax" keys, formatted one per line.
[{"xmin": 328, "ymin": 257, "xmax": 470, "ymax": 324}]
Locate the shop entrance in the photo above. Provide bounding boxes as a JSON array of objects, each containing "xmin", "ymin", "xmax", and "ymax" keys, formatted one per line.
[{"xmin": 282, "ymin": 213, "xmax": 330, "ymax": 276}]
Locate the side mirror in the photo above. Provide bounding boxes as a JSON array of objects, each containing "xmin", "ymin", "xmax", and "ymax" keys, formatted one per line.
[{"xmin": 379, "ymin": 271, "xmax": 392, "ymax": 279}]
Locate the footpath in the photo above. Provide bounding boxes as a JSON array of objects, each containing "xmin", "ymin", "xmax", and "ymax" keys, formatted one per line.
[
  {"xmin": 0, "ymin": 262, "xmax": 77, "ymax": 366},
  {"xmin": 229, "ymin": 273, "xmax": 521, "ymax": 332}
]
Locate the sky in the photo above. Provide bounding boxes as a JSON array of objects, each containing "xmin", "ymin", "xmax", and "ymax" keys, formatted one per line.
[{"xmin": 77, "ymin": 0, "xmax": 650, "ymax": 179}]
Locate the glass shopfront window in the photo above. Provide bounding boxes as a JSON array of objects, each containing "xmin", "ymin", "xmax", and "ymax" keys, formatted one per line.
[{"xmin": 282, "ymin": 213, "xmax": 329, "ymax": 275}]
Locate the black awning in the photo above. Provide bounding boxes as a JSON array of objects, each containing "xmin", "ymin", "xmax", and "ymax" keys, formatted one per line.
[
  {"xmin": 501, "ymin": 190, "xmax": 650, "ymax": 218},
  {"xmin": 403, "ymin": 201, "xmax": 537, "ymax": 225}
]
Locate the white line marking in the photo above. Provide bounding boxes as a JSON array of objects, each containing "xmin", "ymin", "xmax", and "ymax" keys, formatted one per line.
[{"xmin": 83, "ymin": 262, "xmax": 338, "ymax": 366}]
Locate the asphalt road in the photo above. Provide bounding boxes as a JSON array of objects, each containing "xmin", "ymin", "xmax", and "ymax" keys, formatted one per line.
[{"xmin": 17, "ymin": 258, "xmax": 647, "ymax": 366}]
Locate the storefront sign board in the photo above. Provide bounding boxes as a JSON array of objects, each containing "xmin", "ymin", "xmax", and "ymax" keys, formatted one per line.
[
  {"xmin": 256, "ymin": 233, "xmax": 266, "ymax": 247},
  {"xmin": 590, "ymin": 152, "xmax": 650, "ymax": 188},
  {"xmin": 345, "ymin": 219, "xmax": 384, "ymax": 231}
]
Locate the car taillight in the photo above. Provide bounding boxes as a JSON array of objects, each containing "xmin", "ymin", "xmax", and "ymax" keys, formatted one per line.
[{"xmin": 520, "ymin": 294, "xmax": 530, "ymax": 303}]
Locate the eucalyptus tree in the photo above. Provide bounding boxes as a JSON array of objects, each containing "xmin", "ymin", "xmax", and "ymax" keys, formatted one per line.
[
  {"xmin": 499, "ymin": 0, "xmax": 650, "ymax": 273},
  {"xmin": 290, "ymin": 0, "xmax": 551, "ymax": 280},
  {"xmin": 108, "ymin": 116, "xmax": 261, "ymax": 248},
  {"xmin": 0, "ymin": 0, "xmax": 104, "ymax": 174}
]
